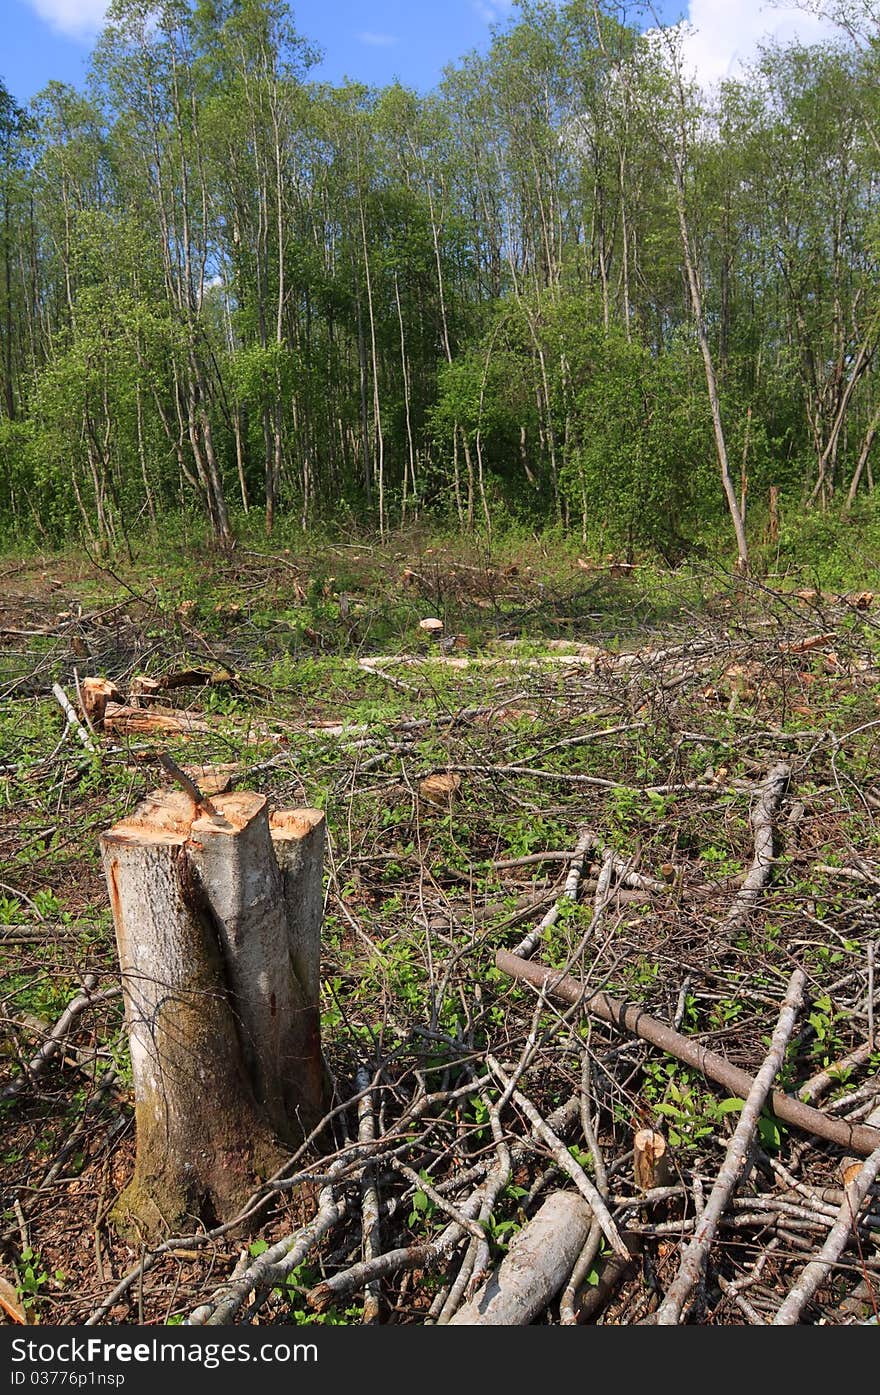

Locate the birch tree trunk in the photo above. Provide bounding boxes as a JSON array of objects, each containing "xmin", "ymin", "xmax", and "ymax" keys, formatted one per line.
[
  {"xmin": 672, "ymin": 152, "xmax": 748, "ymax": 568},
  {"xmin": 101, "ymin": 789, "xmax": 327, "ymax": 1239}
]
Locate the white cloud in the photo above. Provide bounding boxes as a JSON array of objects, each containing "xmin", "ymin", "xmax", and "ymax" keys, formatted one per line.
[
  {"xmin": 358, "ymin": 32, "xmax": 398, "ymax": 48},
  {"xmin": 26, "ymin": 0, "xmax": 110, "ymax": 40},
  {"xmin": 679, "ymin": 1, "xmax": 841, "ymax": 86},
  {"xmin": 473, "ymin": 1, "xmax": 515, "ymax": 24}
]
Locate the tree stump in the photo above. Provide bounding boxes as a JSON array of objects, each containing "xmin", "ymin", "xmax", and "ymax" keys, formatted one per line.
[
  {"xmin": 100, "ymin": 789, "xmax": 327, "ymax": 1239},
  {"xmin": 633, "ymin": 1128, "xmax": 672, "ymax": 1191}
]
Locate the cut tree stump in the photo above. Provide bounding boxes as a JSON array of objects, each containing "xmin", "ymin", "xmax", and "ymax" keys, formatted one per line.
[
  {"xmin": 100, "ymin": 789, "xmax": 327, "ymax": 1239},
  {"xmin": 80, "ymin": 677, "xmax": 122, "ymax": 731},
  {"xmin": 634, "ymin": 1128, "xmax": 672, "ymax": 1192}
]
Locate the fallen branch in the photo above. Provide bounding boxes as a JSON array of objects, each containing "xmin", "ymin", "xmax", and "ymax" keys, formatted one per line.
[
  {"xmin": 448, "ymin": 1192, "xmax": 593, "ymax": 1325},
  {"xmin": 778, "ymin": 633, "xmax": 837, "ymax": 655},
  {"xmin": 188, "ymin": 1188, "xmax": 346, "ymax": 1326},
  {"xmin": 437, "ymin": 1095, "xmax": 512, "ymax": 1321},
  {"xmin": 772, "ymin": 1138, "xmax": 880, "ymax": 1325},
  {"xmin": 510, "ymin": 828, "xmax": 595, "ymax": 959},
  {"xmin": 51, "ymin": 682, "xmax": 96, "ymax": 752},
  {"xmin": 487, "ymin": 1055, "xmax": 628, "ymax": 1260},
  {"xmin": 2, "ymin": 976, "xmax": 120, "ymax": 1100},
  {"xmin": 653, "ymin": 967, "xmax": 806, "ymax": 1325},
  {"xmin": 725, "ymin": 761, "xmax": 790, "ymax": 932},
  {"xmin": 494, "ymin": 950, "xmax": 880, "ymax": 1157},
  {"xmin": 571, "ymin": 1234, "xmax": 640, "ymax": 1325},
  {"xmin": 560, "ymin": 1048, "xmax": 613, "ymax": 1324},
  {"xmin": 796, "ymin": 1044, "xmax": 873, "ymax": 1105},
  {"xmin": 355, "ymin": 1067, "xmax": 381, "ymax": 1324},
  {"xmin": 559, "ymin": 1220, "xmax": 603, "ymax": 1325},
  {"xmin": 307, "ymin": 1091, "xmax": 579, "ymax": 1318},
  {"xmin": 307, "ymin": 1198, "xmax": 482, "ymax": 1313}
]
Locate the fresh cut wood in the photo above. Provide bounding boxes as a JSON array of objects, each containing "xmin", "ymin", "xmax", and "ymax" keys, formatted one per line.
[{"xmin": 100, "ymin": 787, "xmax": 327, "ymax": 1239}]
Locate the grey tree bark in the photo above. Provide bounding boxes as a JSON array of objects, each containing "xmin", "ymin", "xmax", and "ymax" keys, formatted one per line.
[{"xmin": 449, "ymin": 1192, "xmax": 593, "ymax": 1325}]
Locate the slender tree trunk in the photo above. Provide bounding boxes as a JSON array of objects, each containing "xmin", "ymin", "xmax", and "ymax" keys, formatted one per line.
[
  {"xmin": 354, "ymin": 282, "xmax": 372, "ymax": 506},
  {"xmin": 844, "ymin": 401, "xmax": 880, "ymax": 511},
  {"xmin": 358, "ymin": 191, "xmax": 384, "ymax": 537},
  {"xmin": 135, "ymin": 380, "xmax": 158, "ymax": 535},
  {"xmin": 3, "ymin": 191, "xmax": 14, "ymax": 419},
  {"xmin": 619, "ymin": 148, "xmax": 632, "ymax": 342},
  {"xmin": 394, "ymin": 270, "xmax": 417, "ymax": 522},
  {"xmin": 809, "ymin": 328, "xmax": 877, "ymax": 506},
  {"xmin": 672, "ymin": 154, "xmax": 748, "ymax": 567},
  {"xmin": 233, "ymin": 406, "xmax": 250, "ymax": 513}
]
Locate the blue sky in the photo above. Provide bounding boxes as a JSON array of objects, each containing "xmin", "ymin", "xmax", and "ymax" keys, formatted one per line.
[{"xmin": 2, "ymin": 1, "xmax": 840, "ymax": 107}]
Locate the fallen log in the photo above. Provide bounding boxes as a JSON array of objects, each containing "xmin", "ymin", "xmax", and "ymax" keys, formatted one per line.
[
  {"xmin": 494, "ymin": 950, "xmax": 880, "ymax": 1157},
  {"xmin": 778, "ymin": 633, "xmax": 837, "ymax": 655},
  {"xmin": 130, "ymin": 668, "xmax": 235, "ymax": 703},
  {"xmin": 102, "ymin": 702, "xmax": 211, "ymax": 735},
  {"xmin": 448, "ymin": 1191, "xmax": 592, "ymax": 1325}
]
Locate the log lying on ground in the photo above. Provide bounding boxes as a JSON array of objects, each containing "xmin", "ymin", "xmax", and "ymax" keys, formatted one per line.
[
  {"xmin": 495, "ymin": 950, "xmax": 880, "ymax": 1157},
  {"xmin": 101, "ymin": 702, "xmax": 211, "ymax": 736},
  {"xmin": 100, "ymin": 788, "xmax": 327, "ymax": 1239},
  {"xmin": 130, "ymin": 668, "xmax": 233, "ymax": 703},
  {"xmin": 449, "ymin": 1191, "xmax": 592, "ymax": 1325},
  {"xmin": 76, "ymin": 677, "xmax": 213, "ymax": 736}
]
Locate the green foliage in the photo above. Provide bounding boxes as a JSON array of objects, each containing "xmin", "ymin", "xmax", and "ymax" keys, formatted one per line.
[
  {"xmin": 14, "ymin": 1246, "xmax": 66, "ymax": 1314},
  {"xmin": 0, "ymin": 1, "xmax": 877, "ymax": 554},
  {"xmin": 642, "ymin": 1059, "xmax": 786, "ymax": 1152}
]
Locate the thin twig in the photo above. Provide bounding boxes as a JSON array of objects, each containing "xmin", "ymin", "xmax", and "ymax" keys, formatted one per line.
[
  {"xmin": 487, "ymin": 1055, "xmax": 628, "ymax": 1260},
  {"xmin": 653, "ymin": 967, "xmax": 806, "ymax": 1325},
  {"xmin": 772, "ymin": 1139, "xmax": 880, "ymax": 1325}
]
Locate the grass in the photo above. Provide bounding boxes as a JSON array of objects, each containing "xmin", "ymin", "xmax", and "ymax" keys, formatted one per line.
[{"xmin": 2, "ymin": 521, "xmax": 880, "ymax": 1323}]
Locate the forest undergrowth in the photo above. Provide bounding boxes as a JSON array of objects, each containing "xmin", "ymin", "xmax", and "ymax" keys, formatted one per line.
[{"xmin": 1, "ymin": 529, "xmax": 879, "ymax": 1326}]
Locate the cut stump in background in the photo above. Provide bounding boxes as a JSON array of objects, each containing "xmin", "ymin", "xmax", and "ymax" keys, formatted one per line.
[{"xmin": 100, "ymin": 789, "xmax": 327, "ymax": 1240}]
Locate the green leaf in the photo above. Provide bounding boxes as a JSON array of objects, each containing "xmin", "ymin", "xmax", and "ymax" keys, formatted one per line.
[
  {"xmin": 716, "ymin": 1097, "xmax": 745, "ymax": 1115},
  {"xmin": 758, "ymin": 1116, "xmax": 782, "ymax": 1150}
]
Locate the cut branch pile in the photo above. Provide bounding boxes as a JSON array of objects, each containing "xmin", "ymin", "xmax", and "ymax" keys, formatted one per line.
[{"xmin": 3, "ymin": 570, "xmax": 880, "ymax": 1325}]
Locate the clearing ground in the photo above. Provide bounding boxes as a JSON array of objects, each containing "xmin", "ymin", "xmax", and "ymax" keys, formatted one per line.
[{"xmin": 1, "ymin": 535, "xmax": 879, "ymax": 1326}]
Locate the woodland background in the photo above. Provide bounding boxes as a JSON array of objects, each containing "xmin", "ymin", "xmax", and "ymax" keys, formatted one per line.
[{"xmin": 0, "ymin": 0, "xmax": 879, "ymax": 566}]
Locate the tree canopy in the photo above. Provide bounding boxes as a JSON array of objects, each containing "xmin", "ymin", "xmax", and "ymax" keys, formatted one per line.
[{"xmin": 1, "ymin": 0, "xmax": 878, "ymax": 558}]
